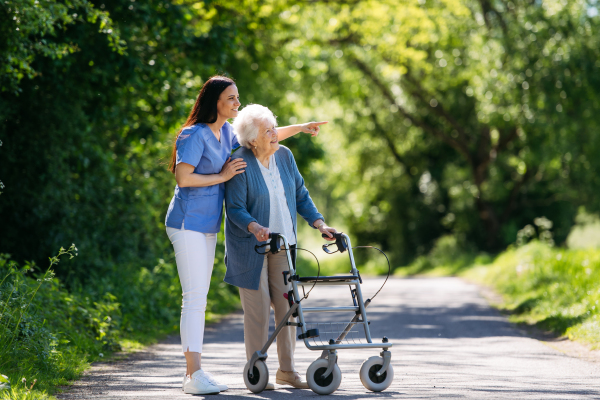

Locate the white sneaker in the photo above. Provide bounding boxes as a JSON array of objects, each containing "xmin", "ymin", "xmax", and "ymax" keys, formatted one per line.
[
  {"xmin": 183, "ymin": 370, "xmax": 220, "ymax": 395},
  {"xmin": 202, "ymin": 370, "xmax": 228, "ymax": 391}
]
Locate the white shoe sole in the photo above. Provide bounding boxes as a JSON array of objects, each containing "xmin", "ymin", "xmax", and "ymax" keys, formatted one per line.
[
  {"xmin": 184, "ymin": 388, "xmax": 220, "ymax": 395},
  {"xmin": 183, "ymin": 380, "xmax": 226, "ymax": 391}
]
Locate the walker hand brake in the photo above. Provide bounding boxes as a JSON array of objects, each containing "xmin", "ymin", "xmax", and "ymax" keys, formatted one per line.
[
  {"xmin": 254, "ymin": 232, "xmax": 282, "ymax": 254},
  {"xmin": 321, "ymin": 232, "xmax": 348, "ymax": 254}
]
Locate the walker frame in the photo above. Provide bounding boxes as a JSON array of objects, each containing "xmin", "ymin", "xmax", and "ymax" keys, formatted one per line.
[{"xmin": 243, "ymin": 232, "xmax": 394, "ymax": 395}]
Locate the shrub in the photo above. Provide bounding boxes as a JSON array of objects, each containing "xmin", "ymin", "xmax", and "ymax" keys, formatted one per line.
[
  {"xmin": 0, "ymin": 246, "xmax": 115, "ymax": 395},
  {"xmin": 0, "ymin": 240, "xmax": 240, "ymax": 398}
]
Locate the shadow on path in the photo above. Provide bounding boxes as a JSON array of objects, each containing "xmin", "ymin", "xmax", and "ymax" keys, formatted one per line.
[{"xmin": 58, "ymin": 277, "xmax": 600, "ymax": 400}]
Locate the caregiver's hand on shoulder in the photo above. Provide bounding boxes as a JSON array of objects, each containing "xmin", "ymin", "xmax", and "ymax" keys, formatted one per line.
[
  {"xmin": 219, "ymin": 157, "xmax": 246, "ymax": 182},
  {"xmin": 315, "ymin": 220, "xmax": 337, "ymax": 241},
  {"xmin": 300, "ymin": 121, "xmax": 328, "ymax": 137},
  {"xmin": 248, "ymin": 222, "xmax": 270, "ymax": 242}
]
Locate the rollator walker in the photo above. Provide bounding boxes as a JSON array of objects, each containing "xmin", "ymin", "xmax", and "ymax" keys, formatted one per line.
[{"xmin": 243, "ymin": 232, "xmax": 394, "ymax": 395}]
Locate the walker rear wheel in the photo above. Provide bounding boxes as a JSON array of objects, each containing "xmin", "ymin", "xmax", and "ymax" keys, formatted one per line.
[
  {"xmin": 243, "ymin": 359, "xmax": 269, "ymax": 393},
  {"xmin": 306, "ymin": 358, "xmax": 342, "ymax": 395},
  {"xmin": 359, "ymin": 356, "xmax": 394, "ymax": 392}
]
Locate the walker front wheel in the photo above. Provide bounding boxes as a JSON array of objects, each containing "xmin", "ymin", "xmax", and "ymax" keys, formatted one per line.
[
  {"xmin": 243, "ymin": 359, "xmax": 269, "ymax": 393},
  {"xmin": 359, "ymin": 356, "xmax": 394, "ymax": 392},
  {"xmin": 306, "ymin": 358, "xmax": 342, "ymax": 395}
]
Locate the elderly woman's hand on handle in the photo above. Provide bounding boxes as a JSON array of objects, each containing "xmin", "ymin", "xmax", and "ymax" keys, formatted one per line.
[
  {"xmin": 314, "ymin": 219, "xmax": 337, "ymax": 241},
  {"xmin": 248, "ymin": 221, "xmax": 271, "ymax": 242}
]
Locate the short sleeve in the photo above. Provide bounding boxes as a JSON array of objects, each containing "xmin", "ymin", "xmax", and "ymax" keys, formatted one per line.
[{"xmin": 176, "ymin": 127, "xmax": 204, "ymax": 167}]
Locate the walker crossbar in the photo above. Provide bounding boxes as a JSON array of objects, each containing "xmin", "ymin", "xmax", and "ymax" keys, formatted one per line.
[{"xmin": 294, "ymin": 275, "xmax": 360, "ymax": 282}]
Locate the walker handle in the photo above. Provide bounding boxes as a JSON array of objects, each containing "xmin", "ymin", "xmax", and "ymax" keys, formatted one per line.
[
  {"xmin": 254, "ymin": 232, "xmax": 282, "ymax": 254},
  {"xmin": 321, "ymin": 232, "xmax": 348, "ymax": 253}
]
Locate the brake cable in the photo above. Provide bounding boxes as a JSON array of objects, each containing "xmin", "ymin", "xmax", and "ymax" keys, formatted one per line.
[
  {"xmin": 351, "ymin": 246, "xmax": 391, "ymax": 301},
  {"xmin": 321, "ymin": 233, "xmax": 391, "ymax": 301}
]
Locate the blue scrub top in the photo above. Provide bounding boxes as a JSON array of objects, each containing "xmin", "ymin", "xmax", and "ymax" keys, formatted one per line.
[{"xmin": 165, "ymin": 121, "xmax": 240, "ymax": 233}]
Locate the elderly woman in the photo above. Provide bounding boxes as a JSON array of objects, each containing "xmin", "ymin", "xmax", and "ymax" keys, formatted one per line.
[{"xmin": 224, "ymin": 104, "xmax": 337, "ymax": 390}]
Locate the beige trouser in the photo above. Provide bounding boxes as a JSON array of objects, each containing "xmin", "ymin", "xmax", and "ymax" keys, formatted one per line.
[{"xmin": 239, "ymin": 251, "xmax": 296, "ymax": 372}]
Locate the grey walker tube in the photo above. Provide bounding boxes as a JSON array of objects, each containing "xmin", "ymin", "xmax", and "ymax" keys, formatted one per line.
[
  {"xmin": 248, "ymin": 234, "xmax": 305, "ymax": 375},
  {"xmin": 247, "ymin": 301, "xmax": 300, "ymax": 377}
]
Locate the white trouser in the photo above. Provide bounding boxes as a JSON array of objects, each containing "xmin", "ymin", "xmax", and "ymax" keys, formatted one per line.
[{"xmin": 166, "ymin": 224, "xmax": 217, "ymax": 354}]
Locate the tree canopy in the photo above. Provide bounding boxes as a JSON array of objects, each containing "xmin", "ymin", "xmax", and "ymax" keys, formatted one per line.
[
  {"xmin": 1, "ymin": 0, "xmax": 600, "ymax": 274},
  {"xmin": 252, "ymin": 0, "xmax": 600, "ymax": 261}
]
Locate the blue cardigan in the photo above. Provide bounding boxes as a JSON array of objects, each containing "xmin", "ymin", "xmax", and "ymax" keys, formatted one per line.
[{"xmin": 224, "ymin": 145, "xmax": 324, "ymax": 290}]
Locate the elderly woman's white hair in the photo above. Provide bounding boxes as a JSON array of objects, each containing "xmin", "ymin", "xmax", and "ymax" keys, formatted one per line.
[{"xmin": 232, "ymin": 104, "xmax": 277, "ymax": 149}]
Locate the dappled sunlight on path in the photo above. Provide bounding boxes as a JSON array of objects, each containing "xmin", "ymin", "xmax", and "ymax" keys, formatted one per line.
[{"xmin": 58, "ymin": 278, "xmax": 600, "ymax": 399}]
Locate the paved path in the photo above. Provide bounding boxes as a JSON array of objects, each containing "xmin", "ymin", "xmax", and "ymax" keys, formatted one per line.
[{"xmin": 58, "ymin": 277, "xmax": 600, "ymax": 399}]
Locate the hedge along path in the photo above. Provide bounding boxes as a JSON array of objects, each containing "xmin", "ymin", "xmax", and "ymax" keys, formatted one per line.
[{"xmin": 57, "ymin": 277, "xmax": 600, "ymax": 399}]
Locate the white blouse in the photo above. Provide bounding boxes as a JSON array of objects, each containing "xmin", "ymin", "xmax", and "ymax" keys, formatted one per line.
[{"xmin": 257, "ymin": 154, "xmax": 297, "ymax": 246}]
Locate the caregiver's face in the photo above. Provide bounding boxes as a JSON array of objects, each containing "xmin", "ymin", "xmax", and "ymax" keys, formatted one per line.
[
  {"xmin": 254, "ymin": 120, "xmax": 279, "ymax": 154},
  {"xmin": 217, "ymin": 84, "xmax": 241, "ymax": 119}
]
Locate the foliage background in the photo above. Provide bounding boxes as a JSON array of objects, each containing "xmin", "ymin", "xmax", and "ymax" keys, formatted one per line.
[{"xmin": 1, "ymin": 0, "xmax": 600, "ymax": 397}]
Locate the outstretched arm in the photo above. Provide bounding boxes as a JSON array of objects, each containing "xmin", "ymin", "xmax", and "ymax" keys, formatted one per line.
[{"xmin": 277, "ymin": 121, "xmax": 328, "ymax": 141}]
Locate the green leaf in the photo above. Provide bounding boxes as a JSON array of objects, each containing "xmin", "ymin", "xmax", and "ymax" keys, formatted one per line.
[{"xmin": 0, "ymin": 374, "xmax": 10, "ymax": 391}]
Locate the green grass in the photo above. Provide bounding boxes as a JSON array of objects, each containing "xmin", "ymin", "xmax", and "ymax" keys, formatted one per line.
[{"xmin": 463, "ymin": 241, "xmax": 600, "ymax": 348}]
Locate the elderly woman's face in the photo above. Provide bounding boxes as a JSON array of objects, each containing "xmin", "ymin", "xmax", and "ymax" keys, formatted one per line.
[
  {"xmin": 217, "ymin": 85, "xmax": 241, "ymax": 119},
  {"xmin": 253, "ymin": 120, "xmax": 279, "ymax": 154}
]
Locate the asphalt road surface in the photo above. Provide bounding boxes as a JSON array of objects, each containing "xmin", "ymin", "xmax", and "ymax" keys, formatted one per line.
[{"xmin": 58, "ymin": 277, "xmax": 600, "ymax": 399}]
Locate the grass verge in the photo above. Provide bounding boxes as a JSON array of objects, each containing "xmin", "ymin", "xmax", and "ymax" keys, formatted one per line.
[
  {"xmin": 0, "ymin": 237, "xmax": 239, "ymax": 400},
  {"xmin": 462, "ymin": 241, "xmax": 600, "ymax": 348}
]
